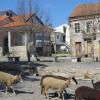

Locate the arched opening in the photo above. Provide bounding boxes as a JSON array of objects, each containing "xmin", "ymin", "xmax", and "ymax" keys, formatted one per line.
[{"xmin": 3, "ymin": 37, "xmax": 9, "ymax": 56}]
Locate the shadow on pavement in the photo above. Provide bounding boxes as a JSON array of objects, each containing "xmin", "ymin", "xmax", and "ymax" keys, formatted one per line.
[
  {"xmin": 0, "ymin": 85, "xmax": 34, "ymax": 95},
  {"xmin": 48, "ymin": 92, "xmax": 75, "ymax": 100},
  {"xmin": 0, "ymin": 61, "xmax": 47, "ymax": 75},
  {"xmin": 15, "ymin": 90, "xmax": 34, "ymax": 94},
  {"xmin": 23, "ymin": 76, "xmax": 40, "ymax": 82}
]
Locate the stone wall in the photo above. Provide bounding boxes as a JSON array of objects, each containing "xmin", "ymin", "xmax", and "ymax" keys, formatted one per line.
[{"xmin": 11, "ymin": 46, "xmax": 27, "ymax": 59}]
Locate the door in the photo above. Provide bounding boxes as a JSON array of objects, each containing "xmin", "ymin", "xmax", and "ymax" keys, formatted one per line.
[
  {"xmin": 87, "ymin": 41, "xmax": 92, "ymax": 57},
  {"xmin": 75, "ymin": 42, "xmax": 82, "ymax": 57}
]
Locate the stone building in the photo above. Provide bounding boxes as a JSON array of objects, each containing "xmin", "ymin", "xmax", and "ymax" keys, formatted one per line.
[
  {"xmin": 69, "ymin": 3, "xmax": 100, "ymax": 60},
  {"xmin": 0, "ymin": 10, "xmax": 52, "ymax": 61}
]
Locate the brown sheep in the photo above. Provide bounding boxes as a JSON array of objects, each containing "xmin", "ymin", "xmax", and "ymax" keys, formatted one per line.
[
  {"xmin": 40, "ymin": 75, "xmax": 77, "ymax": 100},
  {"xmin": 75, "ymin": 86, "xmax": 100, "ymax": 100},
  {"xmin": 0, "ymin": 71, "xmax": 23, "ymax": 94}
]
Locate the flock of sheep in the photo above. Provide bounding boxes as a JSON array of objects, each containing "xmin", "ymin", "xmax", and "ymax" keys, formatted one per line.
[{"xmin": 0, "ymin": 70, "xmax": 100, "ymax": 100}]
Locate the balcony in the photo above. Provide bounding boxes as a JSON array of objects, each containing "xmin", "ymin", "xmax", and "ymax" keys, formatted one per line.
[{"xmin": 83, "ymin": 33, "xmax": 96, "ymax": 41}]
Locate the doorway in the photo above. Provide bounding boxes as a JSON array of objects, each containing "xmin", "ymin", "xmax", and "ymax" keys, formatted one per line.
[
  {"xmin": 3, "ymin": 37, "xmax": 9, "ymax": 56},
  {"xmin": 75, "ymin": 42, "xmax": 82, "ymax": 57},
  {"xmin": 87, "ymin": 41, "xmax": 92, "ymax": 57}
]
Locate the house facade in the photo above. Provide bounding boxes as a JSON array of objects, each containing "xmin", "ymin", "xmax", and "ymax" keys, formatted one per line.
[
  {"xmin": 51, "ymin": 24, "xmax": 70, "ymax": 52},
  {"xmin": 0, "ymin": 10, "xmax": 52, "ymax": 60},
  {"xmin": 69, "ymin": 3, "xmax": 100, "ymax": 60}
]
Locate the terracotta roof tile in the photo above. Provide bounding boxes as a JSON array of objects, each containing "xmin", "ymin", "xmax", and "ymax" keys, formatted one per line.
[
  {"xmin": 0, "ymin": 14, "xmax": 53, "ymax": 33},
  {"xmin": 70, "ymin": 2, "xmax": 100, "ymax": 17},
  {"xmin": 0, "ymin": 16, "xmax": 7, "ymax": 21},
  {"xmin": 0, "ymin": 22, "xmax": 31, "ymax": 28},
  {"xmin": 0, "ymin": 14, "xmax": 33, "ymax": 28},
  {"xmin": 11, "ymin": 14, "xmax": 32, "ymax": 22}
]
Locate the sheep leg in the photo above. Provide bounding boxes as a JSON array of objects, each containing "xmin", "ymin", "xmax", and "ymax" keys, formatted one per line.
[
  {"xmin": 61, "ymin": 91, "xmax": 64, "ymax": 100},
  {"xmin": 64, "ymin": 90, "xmax": 70, "ymax": 98},
  {"xmin": 5, "ymin": 86, "xmax": 8, "ymax": 95},
  {"xmin": 44, "ymin": 88, "xmax": 49, "ymax": 98},
  {"xmin": 10, "ymin": 86, "xmax": 16, "ymax": 95},
  {"xmin": 57, "ymin": 92, "xmax": 61, "ymax": 98},
  {"xmin": 44, "ymin": 88, "xmax": 52, "ymax": 100},
  {"xmin": 62, "ymin": 93, "xmax": 64, "ymax": 100}
]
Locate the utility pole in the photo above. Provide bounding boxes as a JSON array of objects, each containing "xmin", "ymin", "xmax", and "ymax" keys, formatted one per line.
[
  {"xmin": 42, "ymin": 32, "xmax": 44, "ymax": 56},
  {"xmin": 54, "ymin": 32, "xmax": 56, "ymax": 54}
]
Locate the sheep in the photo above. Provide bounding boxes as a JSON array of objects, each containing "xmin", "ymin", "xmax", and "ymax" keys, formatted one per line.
[
  {"xmin": 92, "ymin": 79, "xmax": 100, "ymax": 90},
  {"xmin": 40, "ymin": 75, "xmax": 77, "ymax": 100},
  {"xmin": 0, "ymin": 71, "xmax": 23, "ymax": 95},
  {"xmin": 75, "ymin": 86, "xmax": 100, "ymax": 100}
]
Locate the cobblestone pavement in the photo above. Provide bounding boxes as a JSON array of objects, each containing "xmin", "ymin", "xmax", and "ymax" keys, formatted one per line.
[
  {"xmin": 0, "ymin": 75, "xmax": 93, "ymax": 100},
  {"xmin": 0, "ymin": 57, "xmax": 100, "ymax": 100}
]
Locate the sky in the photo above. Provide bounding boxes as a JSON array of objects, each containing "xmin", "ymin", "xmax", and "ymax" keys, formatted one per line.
[{"xmin": 0, "ymin": 0, "xmax": 100, "ymax": 27}]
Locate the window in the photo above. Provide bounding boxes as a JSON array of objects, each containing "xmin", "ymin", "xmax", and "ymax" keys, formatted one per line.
[
  {"xmin": 98, "ymin": 23, "xmax": 100, "ymax": 31},
  {"xmin": 86, "ymin": 21, "xmax": 92, "ymax": 32},
  {"xmin": 12, "ymin": 33, "xmax": 23, "ymax": 46},
  {"xmin": 75, "ymin": 23, "xmax": 80, "ymax": 33}
]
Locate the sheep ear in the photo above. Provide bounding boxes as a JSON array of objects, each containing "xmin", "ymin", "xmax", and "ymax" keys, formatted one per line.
[{"xmin": 72, "ymin": 75, "xmax": 75, "ymax": 78}]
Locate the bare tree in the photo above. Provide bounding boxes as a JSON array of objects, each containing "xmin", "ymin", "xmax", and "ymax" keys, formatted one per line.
[{"xmin": 16, "ymin": 0, "xmax": 52, "ymax": 61}]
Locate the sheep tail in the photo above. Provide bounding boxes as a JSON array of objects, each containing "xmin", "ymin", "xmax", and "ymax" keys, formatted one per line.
[
  {"xmin": 72, "ymin": 77, "xmax": 78, "ymax": 85},
  {"xmin": 41, "ymin": 85, "xmax": 44, "ymax": 94},
  {"xmin": 40, "ymin": 80, "xmax": 44, "ymax": 94},
  {"xmin": 40, "ymin": 76, "xmax": 44, "ymax": 86},
  {"xmin": 40, "ymin": 79, "xmax": 42, "ymax": 86},
  {"xmin": 40, "ymin": 76, "xmax": 44, "ymax": 94}
]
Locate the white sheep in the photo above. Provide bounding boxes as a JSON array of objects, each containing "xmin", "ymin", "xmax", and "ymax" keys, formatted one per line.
[
  {"xmin": 0, "ymin": 71, "xmax": 23, "ymax": 95},
  {"xmin": 40, "ymin": 75, "xmax": 77, "ymax": 100}
]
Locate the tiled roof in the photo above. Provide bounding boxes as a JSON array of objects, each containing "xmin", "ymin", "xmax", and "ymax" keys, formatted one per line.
[
  {"xmin": 0, "ymin": 22, "xmax": 31, "ymax": 28},
  {"xmin": 0, "ymin": 13, "xmax": 53, "ymax": 33},
  {"xmin": 0, "ymin": 16, "xmax": 7, "ymax": 21},
  {"xmin": 0, "ymin": 14, "xmax": 35, "ymax": 28},
  {"xmin": 70, "ymin": 2, "xmax": 100, "ymax": 17},
  {"xmin": 11, "ymin": 14, "xmax": 31, "ymax": 22}
]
